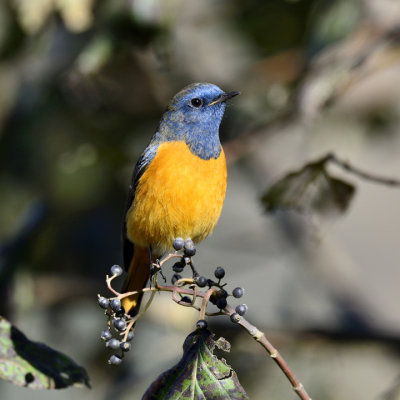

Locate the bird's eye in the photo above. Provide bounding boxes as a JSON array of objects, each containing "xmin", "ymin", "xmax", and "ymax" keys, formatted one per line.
[{"xmin": 190, "ymin": 98, "xmax": 202, "ymax": 108}]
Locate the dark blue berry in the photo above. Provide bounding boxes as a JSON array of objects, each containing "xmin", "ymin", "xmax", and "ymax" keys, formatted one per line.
[
  {"xmin": 106, "ymin": 338, "xmax": 120, "ymax": 349},
  {"xmin": 230, "ymin": 313, "xmax": 240, "ymax": 323},
  {"xmin": 120, "ymin": 342, "xmax": 131, "ymax": 352},
  {"xmin": 184, "ymin": 239, "xmax": 196, "ymax": 257},
  {"xmin": 100, "ymin": 329, "xmax": 112, "ymax": 341},
  {"xmin": 113, "ymin": 318, "xmax": 126, "ymax": 331},
  {"xmin": 115, "ymin": 306, "xmax": 125, "ymax": 317},
  {"xmin": 110, "ymin": 265, "xmax": 123, "ymax": 276},
  {"xmin": 173, "ymin": 237, "xmax": 184, "ymax": 251},
  {"xmin": 98, "ymin": 297, "xmax": 109, "ymax": 309},
  {"xmin": 196, "ymin": 276, "xmax": 207, "ymax": 287},
  {"xmin": 172, "ymin": 261, "xmax": 185, "ymax": 273},
  {"xmin": 181, "ymin": 296, "xmax": 192, "ymax": 303},
  {"xmin": 232, "ymin": 287, "xmax": 244, "ymax": 298},
  {"xmin": 235, "ymin": 304, "xmax": 248, "ymax": 316},
  {"xmin": 110, "ymin": 299, "xmax": 122, "ymax": 312},
  {"xmin": 216, "ymin": 298, "xmax": 227, "ymax": 309},
  {"xmin": 214, "ymin": 267, "xmax": 225, "ymax": 279},
  {"xmin": 126, "ymin": 330, "xmax": 134, "ymax": 341},
  {"xmin": 216, "ymin": 289, "xmax": 228, "ymax": 299},
  {"xmin": 196, "ymin": 319, "xmax": 208, "ymax": 329},
  {"xmin": 108, "ymin": 354, "xmax": 122, "ymax": 365}
]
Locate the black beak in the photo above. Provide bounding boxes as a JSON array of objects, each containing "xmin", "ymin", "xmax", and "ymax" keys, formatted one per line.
[{"xmin": 209, "ymin": 91, "xmax": 240, "ymax": 106}]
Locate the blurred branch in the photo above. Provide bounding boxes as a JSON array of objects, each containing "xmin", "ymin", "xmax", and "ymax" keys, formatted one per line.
[
  {"xmin": 328, "ymin": 153, "xmax": 400, "ymax": 187},
  {"xmin": 261, "ymin": 152, "xmax": 400, "ymax": 218}
]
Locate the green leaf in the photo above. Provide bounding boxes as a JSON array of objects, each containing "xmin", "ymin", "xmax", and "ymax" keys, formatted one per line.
[
  {"xmin": 0, "ymin": 316, "xmax": 90, "ymax": 389},
  {"xmin": 261, "ymin": 155, "xmax": 355, "ymax": 216},
  {"xmin": 143, "ymin": 328, "xmax": 249, "ymax": 400}
]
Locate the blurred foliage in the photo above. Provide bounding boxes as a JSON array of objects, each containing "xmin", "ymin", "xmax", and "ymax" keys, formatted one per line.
[
  {"xmin": 0, "ymin": 316, "xmax": 89, "ymax": 389},
  {"xmin": 261, "ymin": 154, "xmax": 355, "ymax": 217}
]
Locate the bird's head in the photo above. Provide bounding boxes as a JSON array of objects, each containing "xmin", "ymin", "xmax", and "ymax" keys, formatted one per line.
[{"xmin": 158, "ymin": 83, "xmax": 239, "ymax": 159}]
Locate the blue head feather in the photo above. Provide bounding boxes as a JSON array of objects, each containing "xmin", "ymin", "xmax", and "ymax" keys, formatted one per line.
[{"xmin": 149, "ymin": 83, "xmax": 234, "ymax": 160}]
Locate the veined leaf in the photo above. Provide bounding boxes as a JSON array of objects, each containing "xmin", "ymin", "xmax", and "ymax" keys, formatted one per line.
[{"xmin": 143, "ymin": 328, "xmax": 249, "ymax": 400}]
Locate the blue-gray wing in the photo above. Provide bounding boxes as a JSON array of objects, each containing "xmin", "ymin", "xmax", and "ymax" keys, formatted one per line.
[{"xmin": 122, "ymin": 144, "xmax": 158, "ymax": 270}]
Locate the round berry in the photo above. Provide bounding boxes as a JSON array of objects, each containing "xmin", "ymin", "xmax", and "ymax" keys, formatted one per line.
[
  {"xmin": 184, "ymin": 239, "xmax": 196, "ymax": 257},
  {"xmin": 181, "ymin": 296, "xmax": 192, "ymax": 304},
  {"xmin": 171, "ymin": 273, "xmax": 182, "ymax": 284},
  {"xmin": 196, "ymin": 276, "xmax": 207, "ymax": 287},
  {"xmin": 110, "ymin": 265, "xmax": 123, "ymax": 277},
  {"xmin": 126, "ymin": 330, "xmax": 134, "ymax": 341},
  {"xmin": 216, "ymin": 298, "xmax": 227, "ymax": 309},
  {"xmin": 98, "ymin": 297, "xmax": 109, "ymax": 309},
  {"xmin": 108, "ymin": 354, "xmax": 122, "ymax": 365},
  {"xmin": 232, "ymin": 287, "xmax": 244, "ymax": 298},
  {"xmin": 184, "ymin": 238, "xmax": 194, "ymax": 248},
  {"xmin": 216, "ymin": 289, "xmax": 228, "ymax": 299},
  {"xmin": 115, "ymin": 307, "xmax": 125, "ymax": 317},
  {"xmin": 100, "ymin": 329, "xmax": 112, "ymax": 341},
  {"xmin": 172, "ymin": 261, "xmax": 185, "ymax": 273},
  {"xmin": 106, "ymin": 338, "xmax": 120, "ymax": 349},
  {"xmin": 196, "ymin": 319, "xmax": 208, "ymax": 329},
  {"xmin": 173, "ymin": 237, "xmax": 184, "ymax": 251},
  {"xmin": 184, "ymin": 247, "xmax": 196, "ymax": 257},
  {"xmin": 230, "ymin": 313, "xmax": 240, "ymax": 323},
  {"xmin": 214, "ymin": 267, "xmax": 225, "ymax": 279},
  {"xmin": 235, "ymin": 304, "xmax": 248, "ymax": 316},
  {"xmin": 120, "ymin": 342, "xmax": 131, "ymax": 352},
  {"xmin": 110, "ymin": 298, "xmax": 122, "ymax": 312},
  {"xmin": 113, "ymin": 318, "xmax": 126, "ymax": 331}
]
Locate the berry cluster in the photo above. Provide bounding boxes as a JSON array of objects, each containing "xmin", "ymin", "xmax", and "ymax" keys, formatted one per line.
[
  {"xmin": 98, "ymin": 239, "xmax": 249, "ymax": 365},
  {"xmin": 98, "ymin": 265, "xmax": 134, "ymax": 365},
  {"xmin": 170, "ymin": 238, "xmax": 198, "ymax": 284},
  {"xmin": 207, "ymin": 266, "xmax": 248, "ymax": 317},
  {"xmin": 172, "ymin": 240, "xmax": 248, "ymax": 317}
]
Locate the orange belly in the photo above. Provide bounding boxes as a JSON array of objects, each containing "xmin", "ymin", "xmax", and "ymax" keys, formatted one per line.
[{"xmin": 126, "ymin": 141, "xmax": 227, "ymax": 253}]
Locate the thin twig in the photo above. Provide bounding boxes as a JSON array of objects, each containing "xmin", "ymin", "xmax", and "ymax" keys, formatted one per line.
[
  {"xmin": 199, "ymin": 288, "xmax": 217, "ymax": 320},
  {"xmin": 105, "ymin": 275, "xmax": 120, "ymax": 296},
  {"xmin": 129, "ymin": 288, "xmax": 157, "ymax": 325},
  {"xmin": 328, "ymin": 153, "xmax": 400, "ymax": 187},
  {"xmin": 224, "ymin": 304, "xmax": 312, "ymax": 400}
]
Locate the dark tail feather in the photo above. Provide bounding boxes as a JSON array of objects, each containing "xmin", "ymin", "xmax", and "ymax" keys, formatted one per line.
[{"xmin": 121, "ymin": 245, "xmax": 153, "ymax": 316}]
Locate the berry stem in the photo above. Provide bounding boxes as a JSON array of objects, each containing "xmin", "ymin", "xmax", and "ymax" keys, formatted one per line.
[
  {"xmin": 105, "ymin": 275, "xmax": 121, "ymax": 296},
  {"xmin": 199, "ymin": 287, "xmax": 217, "ymax": 321}
]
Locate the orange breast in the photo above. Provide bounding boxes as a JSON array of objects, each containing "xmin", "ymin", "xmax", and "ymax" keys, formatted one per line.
[{"xmin": 126, "ymin": 141, "xmax": 227, "ymax": 253}]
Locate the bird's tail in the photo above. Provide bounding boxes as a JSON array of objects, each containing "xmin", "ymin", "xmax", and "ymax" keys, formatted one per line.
[{"xmin": 121, "ymin": 245, "xmax": 154, "ymax": 317}]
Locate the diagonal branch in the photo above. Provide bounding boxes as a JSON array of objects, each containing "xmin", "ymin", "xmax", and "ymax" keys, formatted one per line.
[
  {"xmin": 327, "ymin": 152, "xmax": 400, "ymax": 187},
  {"xmin": 224, "ymin": 305, "xmax": 312, "ymax": 400}
]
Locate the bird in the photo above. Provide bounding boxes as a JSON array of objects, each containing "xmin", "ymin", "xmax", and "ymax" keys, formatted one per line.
[{"xmin": 121, "ymin": 82, "xmax": 239, "ymax": 317}]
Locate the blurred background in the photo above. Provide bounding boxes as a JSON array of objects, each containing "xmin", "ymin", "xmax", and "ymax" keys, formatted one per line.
[{"xmin": 1, "ymin": 0, "xmax": 400, "ymax": 399}]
